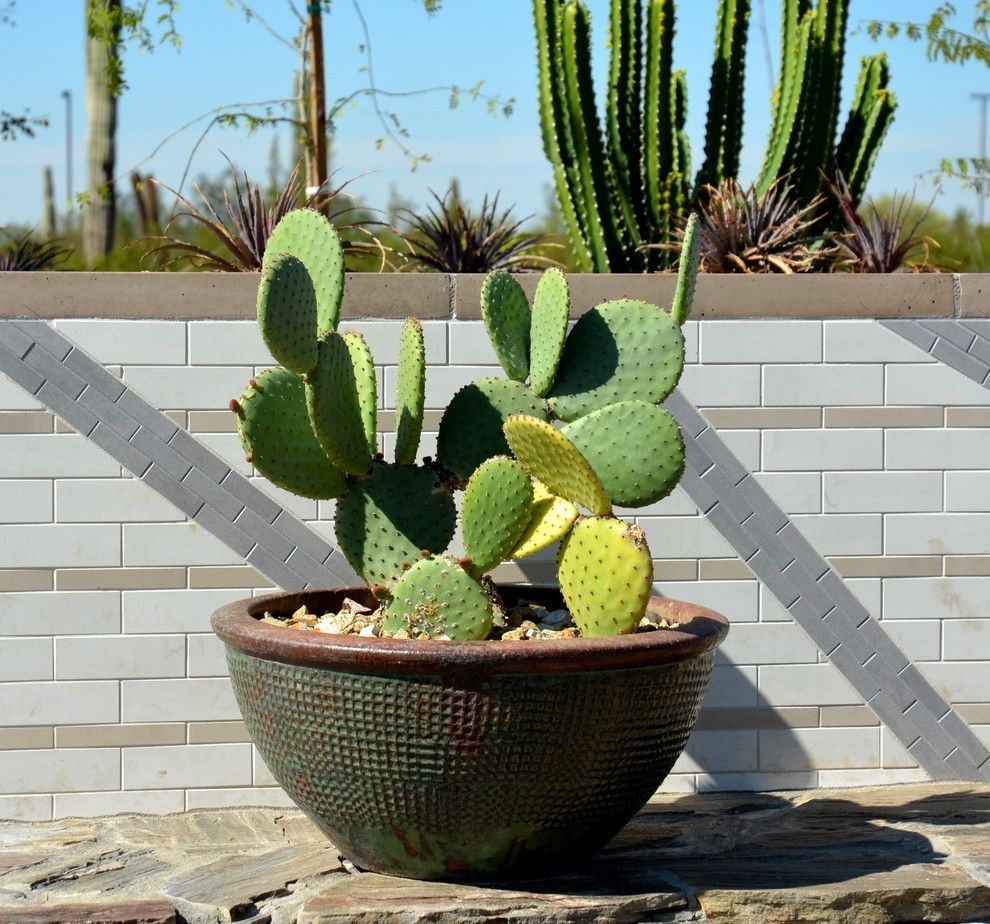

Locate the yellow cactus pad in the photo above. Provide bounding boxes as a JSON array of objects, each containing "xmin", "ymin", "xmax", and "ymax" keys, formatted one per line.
[
  {"xmin": 511, "ymin": 479, "xmax": 579, "ymax": 559},
  {"xmin": 503, "ymin": 415, "xmax": 611, "ymax": 516},
  {"xmin": 558, "ymin": 517, "xmax": 653, "ymax": 637}
]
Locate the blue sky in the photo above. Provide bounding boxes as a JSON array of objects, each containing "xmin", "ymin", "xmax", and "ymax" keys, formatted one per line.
[{"xmin": 0, "ymin": 1, "xmax": 978, "ymax": 229}]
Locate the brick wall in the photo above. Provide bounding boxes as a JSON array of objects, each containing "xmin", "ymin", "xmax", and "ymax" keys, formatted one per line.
[{"xmin": 2, "ymin": 312, "xmax": 990, "ymax": 818}]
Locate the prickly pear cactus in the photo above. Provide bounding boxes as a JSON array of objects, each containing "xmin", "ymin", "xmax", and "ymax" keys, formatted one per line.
[
  {"xmin": 529, "ymin": 267, "xmax": 570, "ymax": 397},
  {"xmin": 257, "ymin": 253, "xmax": 318, "ymax": 374},
  {"xmin": 481, "ymin": 270, "xmax": 530, "ymax": 382},
  {"xmin": 394, "ymin": 318, "xmax": 425, "ymax": 465},
  {"xmin": 511, "ymin": 480, "xmax": 578, "ymax": 559},
  {"xmin": 461, "ymin": 457, "xmax": 533, "ymax": 574}
]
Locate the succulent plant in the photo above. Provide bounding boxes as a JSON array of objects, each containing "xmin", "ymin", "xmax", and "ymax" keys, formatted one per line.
[{"xmin": 236, "ymin": 205, "xmax": 701, "ymax": 641}]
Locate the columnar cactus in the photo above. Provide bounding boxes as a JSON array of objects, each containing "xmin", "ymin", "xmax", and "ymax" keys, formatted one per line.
[{"xmin": 236, "ymin": 207, "xmax": 701, "ymax": 640}]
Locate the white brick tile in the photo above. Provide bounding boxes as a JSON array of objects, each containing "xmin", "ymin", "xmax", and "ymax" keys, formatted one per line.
[
  {"xmin": 671, "ymin": 730, "xmax": 758, "ymax": 773},
  {"xmin": 0, "ymin": 374, "xmax": 42, "ymax": 410},
  {"xmin": 186, "ymin": 787, "xmax": 294, "ymax": 809},
  {"xmin": 0, "ymin": 524, "xmax": 120, "ymax": 568},
  {"xmin": 886, "ymin": 429, "xmax": 990, "ymax": 470},
  {"xmin": 1, "ymin": 592, "xmax": 120, "ymax": 636},
  {"xmin": 656, "ymin": 774, "xmax": 697, "ymax": 793},
  {"xmin": 943, "ymin": 619, "xmax": 990, "ymax": 660},
  {"xmin": 617, "ymin": 485, "xmax": 697, "ymax": 517},
  {"xmin": 122, "ymin": 677, "xmax": 240, "ymax": 722},
  {"xmin": 884, "ymin": 577, "xmax": 990, "ymax": 621},
  {"xmin": 884, "ymin": 514, "xmax": 990, "ymax": 555},
  {"xmin": 56, "ymin": 635, "xmax": 185, "ymax": 680},
  {"xmin": 679, "ymin": 365, "xmax": 761, "ymax": 407},
  {"xmin": 763, "ymin": 364, "xmax": 883, "ymax": 407},
  {"xmin": 759, "ymin": 727, "xmax": 879, "ymax": 771},
  {"xmin": 758, "ymin": 664, "xmax": 863, "ymax": 706},
  {"xmin": 718, "ymin": 623, "xmax": 818, "ymax": 665},
  {"xmin": 918, "ymin": 662, "xmax": 990, "ymax": 702},
  {"xmin": 0, "ymin": 638, "xmax": 52, "ymax": 680},
  {"xmin": 447, "ymin": 321, "xmax": 499, "ymax": 365},
  {"xmin": 790, "ymin": 514, "xmax": 882, "ymax": 556},
  {"xmin": 696, "ymin": 771, "xmax": 818, "ymax": 792},
  {"xmin": 946, "ymin": 472, "xmax": 990, "ymax": 512},
  {"xmin": 823, "ymin": 472, "xmax": 942, "ymax": 513},
  {"xmin": 886, "ymin": 363, "xmax": 990, "ymax": 406},
  {"xmin": 348, "ymin": 321, "xmax": 447, "ymax": 365},
  {"xmin": 122, "ymin": 366, "xmax": 252, "ymax": 409},
  {"xmin": 754, "ymin": 472, "xmax": 821, "ymax": 514},
  {"xmin": 879, "ymin": 619, "xmax": 941, "ymax": 662},
  {"xmin": 56, "ymin": 320, "xmax": 186, "ymax": 365},
  {"xmin": 819, "ymin": 768, "xmax": 926, "ymax": 787},
  {"xmin": 0, "ymin": 795, "xmax": 53, "ymax": 820},
  {"xmin": 250, "ymin": 478, "xmax": 316, "ymax": 520},
  {"xmin": 253, "ymin": 745, "xmax": 277, "ymax": 785},
  {"xmin": 123, "ymin": 523, "xmax": 242, "ymax": 566},
  {"xmin": 720, "ymin": 429, "xmax": 760, "ymax": 472},
  {"xmin": 638, "ymin": 515, "xmax": 735, "ymax": 559},
  {"xmin": 824, "ymin": 320, "xmax": 933, "ymax": 363},
  {"xmin": 0, "ymin": 480, "xmax": 52, "ymax": 522},
  {"xmin": 701, "ymin": 320, "xmax": 822, "ymax": 364},
  {"xmin": 0, "ymin": 435, "xmax": 120, "ymax": 477},
  {"xmin": 762, "ymin": 429, "xmax": 883, "ymax": 471},
  {"xmin": 388, "ymin": 365, "xmax": 497, "ymax": 410},
  {"xmin": 122, "ymin": 743, "xmax": 252, "ymax": 790},
  {"xmin": 187, "ymin": 633, "xmax": 229, "ymax": 677},
  {"xmin": 56, "ymin": 478, "xmax": 183, "ymax": 523},
  {"xmin": 656, "ymin": 581, "xmax": 759, "ymax": 622},
  {"xmin": 0, "ymin": 749, "xmax": 120, "ymax": 794},
  {"xmin": 761, "ymin": 576, "xmax": 879, "ymax": 622},
  {"xmin": 54, "ymin": 789, "xmax": 184, "ymax": 818},
  {"xmin": 682, "ymin": 321, "xmax": 699, "ymax": 363},
  {"xmin": 196, "ymin": 433, "xmax": 251, "ymax": 475},
  {"xmin": 188, "ymin": 321, "xmax": 273, "ymax": 366},
  {"xmin": 702, "ymin": 665, "xmax": 759, "ymax": 707},
  {"xmin": 0, "ymin": 681, "xmax": 119, "ymax": 726}
]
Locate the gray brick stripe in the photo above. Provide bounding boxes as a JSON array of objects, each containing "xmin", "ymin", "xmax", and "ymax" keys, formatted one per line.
[
  {"xmin": 882, "ymin": 318, "xmax": 990, "ymax": 387},
  {"xmin": 664, "ymin": 388, "xmax": 990, "ymax": 782},
  {"xmin": 0, "ymin": 320, "xmax": 358, "ymax": 590}
]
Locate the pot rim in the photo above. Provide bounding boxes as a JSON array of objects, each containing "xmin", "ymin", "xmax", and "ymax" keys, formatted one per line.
[{"xmin": 212, "ymin": 585, "xmax": 729, "ymax": 676}]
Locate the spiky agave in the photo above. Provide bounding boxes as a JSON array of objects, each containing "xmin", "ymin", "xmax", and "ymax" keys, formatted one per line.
[
  {"xmin": 233, "ymin": 207, "xmax": 701, "ymax": 640},
  {"xmin": 0, "ymin": 231, "xmax": 71, "ymax": 271}
]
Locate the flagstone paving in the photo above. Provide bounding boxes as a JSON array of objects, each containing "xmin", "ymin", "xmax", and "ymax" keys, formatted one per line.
[{"xmin": 0, "ymin": 783, "xmax": 988, "ymax": 923}]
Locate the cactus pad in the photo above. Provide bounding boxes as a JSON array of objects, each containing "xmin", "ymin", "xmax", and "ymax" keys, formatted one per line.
[
  {"xmin": 334, "ymin": 461, "xmax": 457, "ymax": 586},
  {"xmin": 436, "ymin": 378, "xmax": 549, "ymax": 482},
  {"xmin": 461, "ymin": 457, "xmax": 533, "ymax": 574},
  {"xmin": 263, "ymin": 209, "xmax": 345, "ymax": 334},
  {"xmin": 529, "ymin": 267, "xmax": 570, "ymax": 397},
  {"xmin": 306, "ymin": 332, "xmax": 374, "ymax": 475},
  {"xmin": 382, "ymin": 555, "xmax": 493, "ymax": 641},
  {"xmin": 671, "ymin": 212, "xmax": 701, "ymax": 326},
  {"xmin": 563, "ymin": 400, "xmax": 685, "ymax": 507},
  {"xmin": 256, "ymin": 253, "xmax": 319, "ymax": 374},
  {"xmin": 558, "ymin": 517, "xmax": 653, "ymax": 637},
  {"xmin": 503, "ymin": 414, "xmax": 611, "ymax": 516},
  {"xmin": 236, "ymin": 367, "xmax": 346, "ymax": 500},
  {"xmin": 342, "ymin": 331, "xmax": 378, "ymax": 457},
  {"xmin": 511, "ymin": 479, "xmax": 578, "ymax": 559},
  {"xmin": 394, "ymin": 318, "xmax": 425, "ymax": 465},
  {"xmin": 547, "ymin": 300, "xmax": 685, "ymax": 422},
  {"xmin": 481, "ymin": 271, "xmax": 530, "ymax": 382}
]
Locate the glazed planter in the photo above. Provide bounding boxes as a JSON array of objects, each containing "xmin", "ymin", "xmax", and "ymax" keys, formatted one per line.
[{"xmin": 212, "ymin": 585, "xmax": 728, "ymax": 882}]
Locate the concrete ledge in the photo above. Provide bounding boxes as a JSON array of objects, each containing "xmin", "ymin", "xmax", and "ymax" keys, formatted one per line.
[{"xmin": 0, "ymin": 271, "xmax": 977, "ymax": 320}]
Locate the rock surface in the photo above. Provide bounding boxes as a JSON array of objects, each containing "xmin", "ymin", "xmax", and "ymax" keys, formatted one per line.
[{"xmin": 0, "ymin": 783, "xmax": 987, "ymax": 923}]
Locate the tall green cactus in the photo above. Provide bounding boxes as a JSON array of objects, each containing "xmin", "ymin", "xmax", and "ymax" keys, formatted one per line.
[
  {"xmin": 240, "ymin": 210, "xmax": 703, "ymax": 640},
  {"xmin": 534, "ymin": 0, "xmax": 897, "ymax": 272}
]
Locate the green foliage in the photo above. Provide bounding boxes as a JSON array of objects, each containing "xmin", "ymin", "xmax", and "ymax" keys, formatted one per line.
[
  {"xmin": 461, "ymin": 457, "xmax": 534, "ymax": 574},
  {"xmin": 481, "ymin": 271, "xmax": 531, "ymax": 382},
  {"xmin": 394, "ymin": 319, "xmax": 426, "ymax": 465}
]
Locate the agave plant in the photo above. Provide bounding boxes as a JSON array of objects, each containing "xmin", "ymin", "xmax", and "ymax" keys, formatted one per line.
[
  {"xmin": 679, "ymin": 178, "xmax": 828, "ymax": 274},
  {"xmin": 144, "ymin": 159, "xmax": 388, "ymax": 272},
  {"xmin": 397, "ymin": 185, "xmax": 556, "ymax": 273},
  {"xmin": 0, "ymin": 231, "xmax": 71, "ymax": 271},
  {"xmin": 829, "ymin": 174, "xmax": 937, "ymax": 273}
]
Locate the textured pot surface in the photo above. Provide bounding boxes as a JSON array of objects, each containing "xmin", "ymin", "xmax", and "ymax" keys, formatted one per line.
[{"xmin": 212, "ymin": 586, "xmax": 728, "ymax": 882}]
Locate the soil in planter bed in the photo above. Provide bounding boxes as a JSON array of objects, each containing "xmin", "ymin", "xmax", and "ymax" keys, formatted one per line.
[{"xmin": 260, "ymin": 598, "xmax": 681, "ymax": 641}]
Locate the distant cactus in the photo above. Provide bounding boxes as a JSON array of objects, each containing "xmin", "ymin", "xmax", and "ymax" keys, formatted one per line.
[{"xmin": 236, "ymin": 208, "xmax": 701, "ymax": 639}]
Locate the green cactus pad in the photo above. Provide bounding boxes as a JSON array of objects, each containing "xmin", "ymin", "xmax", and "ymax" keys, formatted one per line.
[
  {"xmin": 306, "ymin": 332, "xmax": 373, "ymax": 476},
  {"xmin": 558, "ymin": 517, "xmax": 653, "ymax": 637},
  {"xmin": 461, "ymin": 457, "xmax": 533, "ymax": 574},
  {"xmin": 547, "ymin": 300, "xmax": 685, "ymax": 422},
  {"xmin": 334, "ymin": 461, "xmax": 457, "ymax": 586},
  {"xmin": 671, "ymin": 212, "xmax": 701, "ymax": 326},
  {"xmin": 529, "ymin": 267, "xmax": 570, "ymax": 397},
  {"xmin": 394, "ymin": 318, "xmax": 425, "ymax": 465},
  {"xmin": 481, "ymin": 271, "xmax": 530, "ymax": 382},
  {"xmin": 563, "ymin": 400, "xmax": 685, "ymax": 507},
  {"xmin": 263, "ymin": 209, "xmax": 344, "ymax": 334},
  {"xmin": 342, "ymin": 331, "xmax": 378, "ymax": 457},
  {"xmin": 503, "ymin": 414, "xmax": 611, "ymax": 516},
  {"xmin": 382, "ymin": 555, "xmax": 493, "ymax": 641},
  {"xmin": 236, "ymin": 367, "xmax": 346, "ymax": 500},
  {"xmin": 256, "ymin": 253, "xmax": 319, "ymax": 374},
  {"xmin": 436, "ymin": 378, "xmax": 549, "ymax": 482},
  {"xmin": 511, "ymin": 479, "xmax": 578, "ymax": 559}
]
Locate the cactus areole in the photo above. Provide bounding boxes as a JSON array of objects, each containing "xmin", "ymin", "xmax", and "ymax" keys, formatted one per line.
[{"xmin": 211, "ymin": 208, "xmax": 728, "ymax": 880}]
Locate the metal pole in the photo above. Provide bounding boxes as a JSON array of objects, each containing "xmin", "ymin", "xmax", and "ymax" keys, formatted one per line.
[
  {"xmin": 61, "ymin": 90, "xmax": 72, "ymax": 228},
  {"xmin": 971, "ymin": 92, "xmax": 990, "ymax": 226}
]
